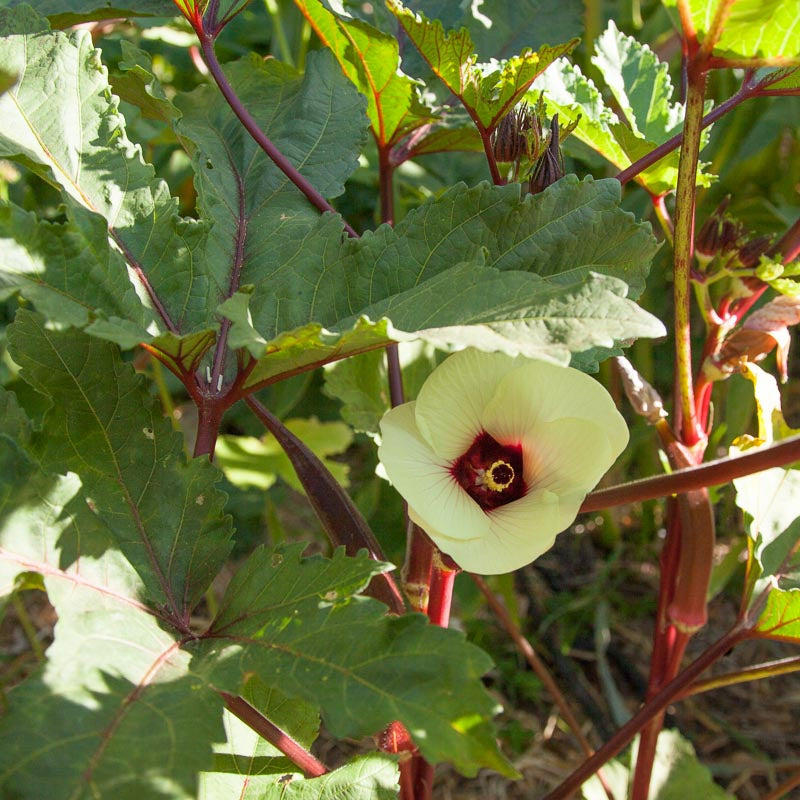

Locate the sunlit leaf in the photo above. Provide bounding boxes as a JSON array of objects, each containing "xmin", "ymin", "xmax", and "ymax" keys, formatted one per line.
[
  {"xmin": 294, "ymin": 0, "xmax": 435, "ymax": 146},
  {"xmin": 389, "ymin": 0, "xmax": 577, "ymax": 131},
  {"xmin": 662, "ymin": 0, "xmax": 800, "ymax": 62},
  {"xmin": 534, "ymin": 22, "xmax": 713, "ymax": 194}
]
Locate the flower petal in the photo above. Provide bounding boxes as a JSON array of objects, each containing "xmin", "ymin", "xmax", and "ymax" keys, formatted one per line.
[
  {"xmin": 379, "ymin": 401, "xmax": 490, "ymax": 541},
  {"xmin": 521, "ymin": 417, "xmax": 617, "ymax": 493},
  {"xmin": 414, "ymin": 349, "xmax": 521, "ymax": 459},
  {"xmin": 426, "ymin": 488, "xmax": 565, "ymax": 574},
  {"xmin": 481, "ymin": 361, "xmax": 629, "ymax": 457}
]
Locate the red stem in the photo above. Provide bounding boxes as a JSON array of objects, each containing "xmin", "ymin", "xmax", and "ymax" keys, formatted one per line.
[
  {"xmin": 479, "ymin": 125, "xmax": 504, "ymax": 185},
  {"xmin": 411, "ymin": 558, "xmax": 459, "ymax": 800},
  {"xmin": 220, "ymin": 691, "xmax": 329, "ymax": 777},
  {"xmin": 580, "ymin": 433, "xmax": 800, "ymax": 511},
  {"xmin": 615, "ymin": 76, "xmax": 757, "ymax": 186},
  {"xmin": 197, "ymin": 35, "xmax": 358, "ymax": 238},
  {"xmin": 427, "ymin": 560, "xmax": 457, "ymax": 628}
]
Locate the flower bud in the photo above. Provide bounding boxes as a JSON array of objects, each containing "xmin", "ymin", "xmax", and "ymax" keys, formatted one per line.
[
  {"xmin": 528, "ymin": 114, "xmax": 565, "ymax": 195},
  {"xmin": 491, "ymin": 103, "xmax": 538, "ymax": 163},
  {"xmin": 738, "ymin": 235, "xmax": 773, "ymax": 268},
  {"xmin": 695, "ymin": 197, "xmax": 742, "ymax": 261}
]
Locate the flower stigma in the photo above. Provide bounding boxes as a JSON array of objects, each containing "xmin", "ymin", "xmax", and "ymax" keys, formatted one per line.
[
  {"xmin": 450, "ymin": 431, "xmax": 526, "ymax": 511},
  {"xmin": 483, "ymin": 460, "xmax": 515, "ymax": 491}
]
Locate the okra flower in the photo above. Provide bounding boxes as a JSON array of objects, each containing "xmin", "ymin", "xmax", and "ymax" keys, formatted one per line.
[{"xmin": 378, "ymin": 350, "xmax": 628, "ymax": 574}]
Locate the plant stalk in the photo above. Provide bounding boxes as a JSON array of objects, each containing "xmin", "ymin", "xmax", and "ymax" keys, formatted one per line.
[
  {"xmin": 580, "ymin": 433, "xmax": 800, "ymax": 512},
  {"xmin": 672, "ymin": 63, "xmax": 708, "ymax": 446}
]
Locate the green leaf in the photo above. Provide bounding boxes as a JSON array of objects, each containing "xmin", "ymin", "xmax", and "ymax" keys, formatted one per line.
[
  {"xmin": 295, "ymin": 0, "xmax": 435, "ymax": 146},
  {"xmin": 112, "ymin": 40, "xmax": 183, "ymax": 127},
  {"xmin": 202, "ymin": 754, "xmax": 399, "ymax": 800},
  {"xmin": 0, "ymin": 0, "xmax": 176, "ymax": 28},
  {"xmin": 191, "ymin": 544, "xmax": 516, "ymax": 778},
  {"xmin": 322, "ymin": 342, "xmax": 439, "ymax": 435},
  {"xmin": 215, "ymin": 417, "xmax": 354, "ymax": 492},
  {"xmin": 0, "ymin": 8, "xmax": 211, "ymax": 362},
  {"xmin": 0, "ymin": 199, "xmax": 150, "ymax": 334},
  {"xmin": 224, "ymin": 177, "xmax": 662, "ymax": 386},
  {"xmin": 402, "ymin": 0, "xmax": 583, "ymax": 58},
  {"xmin": 201, "ymin": 678, "xmax": 321, "ymax": 789},
  {"xmin": 732, "ymin": 363, "xmax": 800, "ymax": 604},
  {"xmin": 6, "ymin": 311, "xmax": 233, "ymax": 617},
  {"xmin": 0, "ymin": 389, "xmax": 224, "ymax": 799},
  {"xmin": 173, "ymin": 49, "xmax": 368, "ymax": 341},
  {"xmin": 755, "ymin": 588, "xmax": 800, "ymax": 641},
  {"xmin": 389, "ymin": 0, "xmax": 577, "ymax": 131},
  {"xmin": 582, "ymin": 729, "xmax": 733, "ymax": 799},
  {"xmin": 0, "ymin": 580, "xmax": 223, "ymax": 800},
  {"xmin": 662, "ymin": 0, "xmax": 800, "ymax": 62},
  {"xmin": 592, "ymin": 21, "xmax": 684, "ymax": 142},
  {"xmin": 534, "ymin": 26, "xmax": 713, "ymax": 194}
]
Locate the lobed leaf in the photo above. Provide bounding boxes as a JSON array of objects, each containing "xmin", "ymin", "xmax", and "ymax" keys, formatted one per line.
[
  {"xmin": 294, "ymin": 0, "xmax": 435, "ymax": 146},
  {"xmin": 192, "ymin": 544, "xmax": 516, "ymax": 778},
  {"xmin": 6, "ymin": 311, "xmax": 233, "ymax": 618},
  {"xmin": 223, "ymin": 177, "xmax": 662, "ymax": 386},
  {"xmin": 0, "ymin": 7, "xmax": 211, "ymax": 365},
  {"xmin": 389, "ymin": 0, "xmax": 577, "ymax": 130},
  {"xmin": 534, "ymin": 23, "xmax": 713, "ymax": 194}
]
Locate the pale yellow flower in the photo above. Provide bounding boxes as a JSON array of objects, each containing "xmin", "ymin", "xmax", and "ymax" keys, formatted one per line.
[{"xmin": 378, "ymin": 350, "xmax": 628, "ymax": 574}]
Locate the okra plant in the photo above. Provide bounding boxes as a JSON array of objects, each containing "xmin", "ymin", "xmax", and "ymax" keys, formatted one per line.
[{"xmin": 0, "ymin": 1, "xmax": 798, "ymax": 798}]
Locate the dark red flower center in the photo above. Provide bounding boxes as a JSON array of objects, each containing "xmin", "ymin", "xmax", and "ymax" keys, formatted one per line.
[{"xmin": 450, "ymin": 431, "xmax": 527, "ymax": 511}]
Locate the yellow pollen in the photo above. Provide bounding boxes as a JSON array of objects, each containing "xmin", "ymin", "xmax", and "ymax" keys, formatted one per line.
[{"xmin": 484, "ymin": 460, "xmax": 515, "ymax": 492}]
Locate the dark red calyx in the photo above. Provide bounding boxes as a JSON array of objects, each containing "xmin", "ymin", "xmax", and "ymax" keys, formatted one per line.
[{"xmin": 450, "ymin": 431, "xmax": 526, "ymax": 511}]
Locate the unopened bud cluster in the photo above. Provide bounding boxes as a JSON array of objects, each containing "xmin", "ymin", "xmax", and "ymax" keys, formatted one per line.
[{"xmin": 491, "ymin": 97, "xmax": 578, "ymax": 191}]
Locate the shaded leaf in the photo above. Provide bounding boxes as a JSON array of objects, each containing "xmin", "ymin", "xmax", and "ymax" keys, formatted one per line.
[
  {"xmin": 0, "ymin": 581, "xmax": 222, "ymax": 800},
  {"xmin": 582, "ymin": 729, "xmax": 733, "ymax": 799},
  {"xmin": 403, "ymin": 0, "xmax": 582, "ymax": 60},
  {"xmin": 112, "ymin": 40, "xmax": 183, "ymax": 127},
  {"xmin": 0, "ymin": 0, "xmax": 175, "ymax": 28},
  {"xmin": 192, "ymin": 544, "xmax": 515, "ymax": 778},
  {"xmin": 0, "ymin": 199, "xmax": 150, "ymax": 335},
  {"xmin": 322, "ymin": 342, "xmax": 439, "ymax": 435},
  {"xmin": 200, "ymin": 678, "xmax": 321, "ymax": 789},
  {"xmin": 6, "ymin": 311, "xmax": 232, "ymax": 618}
]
